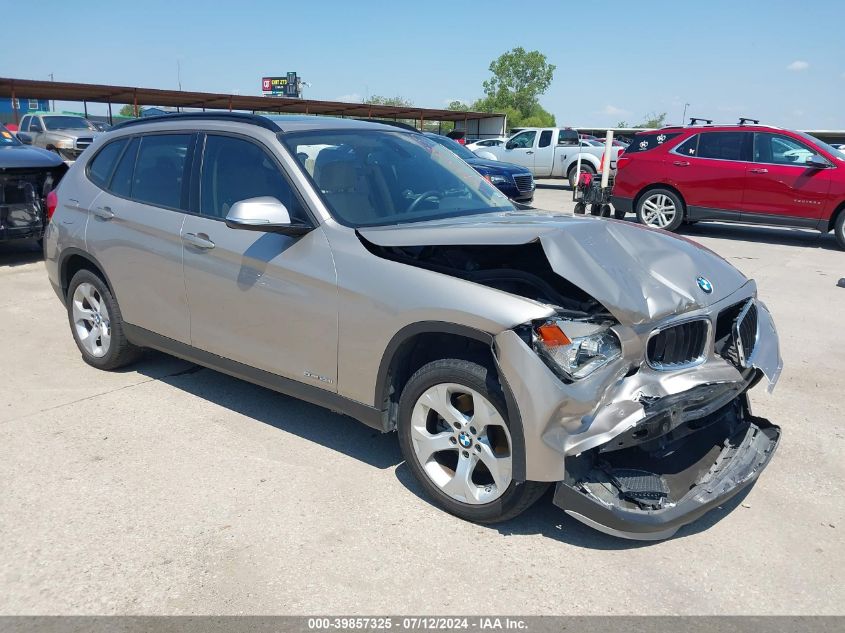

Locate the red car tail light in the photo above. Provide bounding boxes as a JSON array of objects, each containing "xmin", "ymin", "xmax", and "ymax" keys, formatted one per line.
[{"xmin": 46, "ymin": 190, "xmax": 58, "ymax": 221}]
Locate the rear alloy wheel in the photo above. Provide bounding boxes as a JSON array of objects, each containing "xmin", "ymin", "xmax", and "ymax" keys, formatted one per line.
[
  {"xmin": 67, "ymin": 269, "xmax": 140, "ymax": 370},
  {"xmin": 398, "ymin": 359, "xmax": 548, "ymax": 523},
  {"xmin": 636, "ymin": 189, "xmax": 684, "ymax": 232}
]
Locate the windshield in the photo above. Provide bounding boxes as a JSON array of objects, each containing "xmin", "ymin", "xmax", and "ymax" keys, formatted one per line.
[
  {"xmin": 43, "ymin": 116, "xmax": 92, "ymax": 131},
  {"xmin": 284, "ymin": 129, "xmax": 514, "ymax": 227},
  {"xmin": 424, "ymin": 133, "xmax": 478, "ymax": 161},
  {"xmin": 0, "ymin": 125, "xmax": 21, "ymax": 147},
  {"xmin": 799, "ymin": 132, "xmax": 845, "ymax": 160}
]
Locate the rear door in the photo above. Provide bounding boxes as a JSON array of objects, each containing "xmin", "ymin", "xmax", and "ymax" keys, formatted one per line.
[
  {"xmin": 667, "ymin": 131, "xmax": 751, "ymax": 219},
  {"xmin": 532, "ymin": 130, "xmax": 555, "ymax": 177},
  {"xmin": 181, "ymin": 132, "xmax": 338, "ymax": 386},
  {"xmin": 743, "ymin": 132, "xmax": 832, "ymax": 224},
  {"xmin": 499, "ymin": 130, "xmax": 536, "ymax": 171},
  {"xmin": 84, "ymin": 133, "xmax": 193, "ymax": 343}
]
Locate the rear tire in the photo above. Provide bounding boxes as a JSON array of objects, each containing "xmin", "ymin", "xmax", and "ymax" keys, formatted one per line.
[
  {"xmin": 834, "ymin": 210, "xmax": 845, "ymax": 250},
  {"xmin": 567, "ymin": 162, "xmax": 596, "ymax": 188},
  {"xmin": 397, "ymin": 359, "xmax": 548, "ymax": 524},
  {"xmin": 636, "ymin": 188, "xmax": 685, "ymax": 232},
  {"xmin": 574, "ymin": 202, "xmax": 586, "ymax": 215},
  {"xmin": 66, "ymin": 269, "xmax": 140, "ymax": 370}
]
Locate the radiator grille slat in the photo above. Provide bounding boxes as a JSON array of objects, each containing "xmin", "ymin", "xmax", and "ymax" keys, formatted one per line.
[{"xmin": 647, "ymin": 319, "xmax": 709, "ymax": 369}]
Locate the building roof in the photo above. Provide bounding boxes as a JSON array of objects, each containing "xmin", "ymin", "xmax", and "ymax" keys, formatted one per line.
[{"xmin": 0, "ymin": 77, "xmax": 494, "ymax": 122}]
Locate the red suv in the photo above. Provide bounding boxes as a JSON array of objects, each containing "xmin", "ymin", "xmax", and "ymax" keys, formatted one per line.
[{"xmin": 611, "ymin": 123, "xmax": 845, "ymax": 248}]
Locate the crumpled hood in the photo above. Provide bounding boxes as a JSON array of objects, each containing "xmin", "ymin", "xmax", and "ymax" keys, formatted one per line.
[{"xmin": 358, "ymin": 212, "xmax": 748, "ymax": 325}]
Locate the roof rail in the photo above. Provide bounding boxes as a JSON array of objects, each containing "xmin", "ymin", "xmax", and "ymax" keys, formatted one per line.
[
  {"xmin": 111, "ymin": 111, "xmax": 282, "ymax": 132},
  {"xmin": 689, "ymin": 117, "xmax": 713, "ymax": 125},
  {"xmin": 738, "ymin": 117, "xmax": 760, "ymax": 125}
]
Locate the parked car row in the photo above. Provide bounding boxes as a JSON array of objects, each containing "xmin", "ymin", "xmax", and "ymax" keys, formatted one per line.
[{"xmin": 611, "ymin": 122, "xmax": 845, "ymax": 248}]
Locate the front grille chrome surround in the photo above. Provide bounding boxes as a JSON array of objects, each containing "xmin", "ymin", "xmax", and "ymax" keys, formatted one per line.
[
  {"xmin": 732, "ymin": 300, "xmax": 758, "ymax": 368},
  {"xmin": 646, "ymin": 317, "xmax": 711, "ymax": 371}
]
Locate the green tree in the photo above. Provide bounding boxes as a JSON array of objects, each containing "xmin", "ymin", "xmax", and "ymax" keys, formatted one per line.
[
  {"xmin": 118, "ymin": 104, "xmax": 137, "ymax": 117},
  {"xmin": 365, "ymin": 95, "xmax": 413, "ymax": 107},
  {"xmin": 617, "ymin": 111, "xmax": 667, "ymax": 129},
  {"xmin": 446, "ymin": 100, "xmax": 469, "ymax": 112},
  {"xmin": 482, "ymin": 47, "xmax": 555, "ymax": 118}
]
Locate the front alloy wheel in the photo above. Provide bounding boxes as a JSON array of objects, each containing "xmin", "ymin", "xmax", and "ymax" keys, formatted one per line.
[{"xmin": 398, "ymin": 359, "xmax": 548, "ymax": 523}]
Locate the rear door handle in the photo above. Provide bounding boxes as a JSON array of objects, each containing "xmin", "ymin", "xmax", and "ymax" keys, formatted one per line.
[
  {"xmin": 672, "ymin": 160, "xmax": 690, "ymax": 167},
  {"xmin": 526, "ymin": 151, "xmax": 534, "ymax": 155},
  {"xmin": 91, "ymin": 206, "xmax": 115, "ymax": 220},
  {"xmin": 749, "ymin": 168, "xmax": 769, "ymax": 174},
  {"xmin": 182, "ymin": 232, "xmax": 215, "ymax": 250}
]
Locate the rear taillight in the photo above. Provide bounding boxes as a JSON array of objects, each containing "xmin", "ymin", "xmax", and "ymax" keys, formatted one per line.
[{"xmin": 46, "ymin": 190, "xmax": 58, "ymax": 221}]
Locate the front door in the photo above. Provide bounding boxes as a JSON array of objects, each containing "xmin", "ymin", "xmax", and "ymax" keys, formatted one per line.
[
  {"xmin": 743, "ymin": 132, "xmax": 832, "ymax": 223},
  {"xmin": 85, "ymin": 133, "xmax": 193, "ymax": 343},
  {"xmin": 181, "ymin": 133, "xmax": 339, "ymax": 387},
  {"xmin": 500, "ymin": 130, "xmax": 536, "ymax": 171}
]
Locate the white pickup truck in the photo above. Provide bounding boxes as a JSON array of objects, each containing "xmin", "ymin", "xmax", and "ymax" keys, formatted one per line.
[{"xmin": 476, "ymin": 127, "xmax": 622, "ymax": 187}]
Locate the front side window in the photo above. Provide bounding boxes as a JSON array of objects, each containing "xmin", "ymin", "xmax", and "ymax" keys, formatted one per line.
[
  {"xmin": 131, "ymin": 134, "xmax": 191, "ymax": 209},
  {"xmin": 88, "ymin": 139, "xmax": 128, "ymax": 188},
  {"xmin": 200, "ymin": 135, "xmax": 305, "ymax": 221},
  {"xmin": 19, "ymin": 116, "xmax": 31, "ymax": 131},
  {"xmin": 696, "ymin": 132, "xmax": 751, "ymax": 161},
  {"xmin": 284, "ymin": 129, "xmax": 513, "ymax": 227},
  {"xmin": 29, "ymin": 118, "xmax": 44, "ymax": 132},
  {"xmin": 754, "ymin": 132, "xmax": 816, "ymax": 166},
  {"xmin": 508, "ymin": 131, "xmax": 536, "ymax": 149}
]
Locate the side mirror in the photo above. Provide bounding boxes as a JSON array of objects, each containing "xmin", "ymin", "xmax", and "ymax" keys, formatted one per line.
[
  {"xmin": 225, "ymin": 196, "xmax": 312, "ymax": 236},
  {"xmin": 806, "ymin": 154, "xmax": 829, "ymax": 169},
  {"xmin": 505, "ymin": 141, "xmax": 516, "ymax": 150},
  {"xmin": 16, "ymin": 132, "xmax": 32, "ymax": 144}
]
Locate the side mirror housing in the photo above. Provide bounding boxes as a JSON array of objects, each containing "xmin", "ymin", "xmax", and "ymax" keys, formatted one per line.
[
  {"xmin": 806, "ymin": 154, "xmax": 829, "ymax": 169},
  {"xmin": 505, "ymin": 141, "xmax": 516, "ymax": 150},
  {"xmin": 225, "ymin": 197, "xmax": 312, "ymax": 236},
  {"xmin": 17, "ymin": 132, "xmax": 33, "ymax": 144}
]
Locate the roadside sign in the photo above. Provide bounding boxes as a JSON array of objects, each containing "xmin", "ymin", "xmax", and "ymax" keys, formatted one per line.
[{"xmin": 262, "ymin": 74, "xmax": 299, "ymax": 98}]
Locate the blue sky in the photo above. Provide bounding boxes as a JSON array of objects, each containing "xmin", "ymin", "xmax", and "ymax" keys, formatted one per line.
[{"xmin": 2, "ymin": 0, "xmax": 843, "ymax": 128}]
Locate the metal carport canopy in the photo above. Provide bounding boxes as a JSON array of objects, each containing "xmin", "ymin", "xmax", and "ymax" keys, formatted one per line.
[{"xmin": 0, "ymin": 77, "xmax": 502, "ymax": 124}]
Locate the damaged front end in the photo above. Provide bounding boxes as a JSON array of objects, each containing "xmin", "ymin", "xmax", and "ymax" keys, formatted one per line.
[
  {"xmin": 0, "ymin": 167, "xmax": 65, "ymax": 242},
  {"xmin": 496, "ymin": 291, "xmax": 782, "ymax": 540}
]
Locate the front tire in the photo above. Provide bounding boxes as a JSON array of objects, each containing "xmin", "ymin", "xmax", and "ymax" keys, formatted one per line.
[
  {"xmin": 66, "ymin": 269, "xmax": 140, "ymax": 370},
  {"xmin": 397, "ymin": 359, "xmax": 548, "ymax": 524},
  {"xmin": 636, "ymin": 188, "xmax": 685, "ymax": 232}
]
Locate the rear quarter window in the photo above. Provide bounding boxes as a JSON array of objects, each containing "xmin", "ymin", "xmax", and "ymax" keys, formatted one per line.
[
  {"xmin": 624, "ymin": 132, "xmax": 681, "ymax": 153},
  {"xmin": 87, "ymin": 139, "xmax": 128, "ymax": 188}
]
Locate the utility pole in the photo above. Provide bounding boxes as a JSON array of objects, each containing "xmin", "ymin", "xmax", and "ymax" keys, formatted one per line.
[
  {"xmin": 177, "ymin": 60, "xmax": 182, "ymax": 91},
  {"xmin": 682, "ymin": 103, "xmax": 690, "ymax": 125},
  {"xmin": 49, "ymin": 73, "xmax": 55, "ymax": 112}
]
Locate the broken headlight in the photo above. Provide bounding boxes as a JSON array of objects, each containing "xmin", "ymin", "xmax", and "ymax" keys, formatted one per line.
[{"xmin": 533, "ymin": 320, "xmax": 622, "ymax": 380}]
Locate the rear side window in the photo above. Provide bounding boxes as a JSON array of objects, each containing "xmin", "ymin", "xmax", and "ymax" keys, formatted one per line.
[
  {"xmin": 87, "ymin": 139, "xmax": 128, "ymax": 188},
  {"xmin": 131, "ymin": 134, "xmax": 192, "ymax": 209},
  {"xmin": 624, "ymin": 132, "xmax": 681, "ymax": 153},
  {"xmin": 674, "ymin": 135, "xmax": 699, "ymax": 156},
  {"xmin": 538, "ymin": 130, "xmax": 553, "ymax": 148},
  {"xmin": 557, "ymin": 129, "xmax": 579, "ymax": 146},
  {"xmin": 110, "ymin": 137, "xmax": 140, "ymax": 198},
  {"xmin": 697, "ymin": 132, "xmax": 751, "ymax": 161}
]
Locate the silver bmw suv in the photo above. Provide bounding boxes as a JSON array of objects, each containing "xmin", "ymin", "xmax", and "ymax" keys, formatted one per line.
[{"xmin": 44, "ymin": 113, "xmax": 782, "ymax": 540}]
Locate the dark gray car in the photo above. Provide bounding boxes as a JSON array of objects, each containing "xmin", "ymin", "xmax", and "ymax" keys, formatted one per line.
[{"xmin": 43, "ymin": 113, "xmax": 782, "ymax": 540}]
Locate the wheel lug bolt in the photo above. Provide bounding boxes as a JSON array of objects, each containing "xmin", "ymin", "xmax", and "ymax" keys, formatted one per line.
[
  {"xmin": 469, "ymin": 426, "xmax": 477, "ymax": 435},
  {"xmin": 462, "ymin": 450, "xmax": 469, "ymax": 458},
  {"xmin": 474, "ymin": 444, "xmax": 481, "ymax": 452},
  {"xmin": 453, "ymin": 422, "xmax": 462, "ymax": 430},
  {"xmin": 449, "ymin": 437, "xmax": 457, "ymax": 445}
]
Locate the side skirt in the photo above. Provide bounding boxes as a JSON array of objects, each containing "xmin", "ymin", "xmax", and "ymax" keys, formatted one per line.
[
  {"xmin": 687, "ymin": 205, "xmax": 824, "ymax": 230},
  {"xmin": 124, "ymin": 324, "xmax": 387, "ymax": 432}
]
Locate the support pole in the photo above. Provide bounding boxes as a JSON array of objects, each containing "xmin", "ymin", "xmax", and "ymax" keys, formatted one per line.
[
  {"xmin": 84, "ymin": 101, "xmax": 89, "ymax": 119},
  {"xmin": 600, "ymin": 130, "xmax": 614, "ymax": 190},
  {"xmin": 108, "ymin": 100, "xmax": 113, "ymax": 125},
  {"xmin": 11, "ymin": 81, "xmax": 18, "ymax": 125},
  {"xmin": 133, "ymin": 89, "xmax": 138, "ymax": 117}
]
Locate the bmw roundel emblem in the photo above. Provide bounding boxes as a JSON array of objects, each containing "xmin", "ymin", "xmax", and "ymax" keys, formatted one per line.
[
  {"xmin": 458, "ymin": 432, "xmax": 472, "ymax": 448},
  {"xmin": 697, "ymin": 276, "xmax": 713, "ymax": 294}
]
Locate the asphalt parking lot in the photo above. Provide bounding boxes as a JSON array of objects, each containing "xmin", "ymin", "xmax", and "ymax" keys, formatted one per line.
[{"xmin": 1, "ymin": 181, "xmax": 843, "ymax": 615}]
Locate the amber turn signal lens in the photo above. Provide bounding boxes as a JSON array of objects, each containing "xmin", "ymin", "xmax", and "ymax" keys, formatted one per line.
[{"xmin": 537, "ymin": 323, "xmax": 571, "ymax": 347}]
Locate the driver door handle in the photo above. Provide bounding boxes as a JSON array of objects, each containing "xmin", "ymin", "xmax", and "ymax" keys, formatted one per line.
[
  {"xmin": 182, "ymin": 232, "xmax": 215, "ymax": 250},
  {"xmin": 91, "ymin": 206, "xmax": 115, "ymax": 220},
  {"xmin": 749, "ymin": 167, "xmax": 769, "ymax": 174},
  {"xmin": 526, "ymin": 151, "xmax": 534, "ymax": 154}
]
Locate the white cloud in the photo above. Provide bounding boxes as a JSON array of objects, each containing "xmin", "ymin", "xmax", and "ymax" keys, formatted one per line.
[
  {"xmin": 335, "ymin": 93, "xmax": 363, "ymax": 103},
  {"xmin": 786, "ymin": 60, "xmax": 809, "ymax": 72},
  {"xmin": 601, "ymin": 104, "xmax": 630, "ymax": 117}
]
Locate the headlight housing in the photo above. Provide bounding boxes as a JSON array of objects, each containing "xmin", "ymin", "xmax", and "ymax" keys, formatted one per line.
[
  {"xmin": 54, "ymin": 139, "xmax": 74, "ymax": 149},
  {"xmin": 533, "ymin": 319, "xmax": 622, "ymax": 380},
  {"xmin": 488, "ymin": 174, "xmax": 509, "ymax": 184}
]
